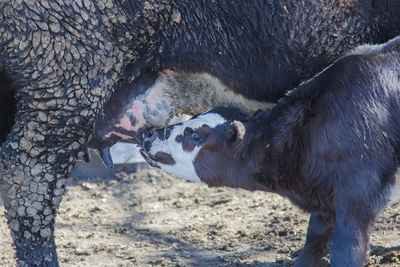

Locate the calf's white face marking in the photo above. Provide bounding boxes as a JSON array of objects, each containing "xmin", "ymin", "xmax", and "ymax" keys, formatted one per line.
[{"xmin": 147, "ymin": 112, "xmax": 227, "ymax": 183}]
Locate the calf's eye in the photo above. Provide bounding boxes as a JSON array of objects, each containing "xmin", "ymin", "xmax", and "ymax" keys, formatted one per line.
[{"xmin": 190, "ymin": 132, "xmax": 202, "ymax": 143}]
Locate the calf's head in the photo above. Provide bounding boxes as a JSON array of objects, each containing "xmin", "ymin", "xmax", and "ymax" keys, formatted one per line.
[{"xmin": 140, "ymin": 107, "xmax": 260, "ymax": 187}]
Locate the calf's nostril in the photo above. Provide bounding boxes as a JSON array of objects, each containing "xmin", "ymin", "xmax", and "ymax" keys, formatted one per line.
[
  {"xmin": 144, "ymin": 128, "xmax": 157, "ymax": 142},
  {"xmin": 145, "ymin": 131, "xmax": 152, "ymax": 138}
]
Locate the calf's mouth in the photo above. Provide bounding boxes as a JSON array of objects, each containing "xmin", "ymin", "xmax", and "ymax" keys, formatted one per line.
[
  {"xmin": 139, "ymin": 149, "xmax": 159, "ymax": 168},
  {"xmin": 139, "ymin": 128, "xmax": 177, "ymax": 167}
]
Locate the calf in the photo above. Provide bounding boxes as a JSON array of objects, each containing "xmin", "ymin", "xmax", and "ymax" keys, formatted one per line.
[{"xmin": 140, "ymin": 36, "xmax": 400, "ymax": 266}]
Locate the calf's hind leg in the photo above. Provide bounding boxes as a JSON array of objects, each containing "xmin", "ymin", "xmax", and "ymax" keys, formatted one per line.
[{"xmin": 294, "ymin": 214, "xmax": 334, "ymax": 267}]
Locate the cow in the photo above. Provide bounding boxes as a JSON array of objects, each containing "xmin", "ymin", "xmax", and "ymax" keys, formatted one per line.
[{"xmin": 1, "ymin": 0, "xmax": 399, "ymax": 265}]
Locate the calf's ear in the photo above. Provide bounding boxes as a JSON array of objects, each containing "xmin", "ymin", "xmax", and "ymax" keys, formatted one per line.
[
  {"xmin": 223, "ymin": 120, "xmax": 245, "ymax": 142},
  {"xmin": 230, "ymin": 120, "xmax": 246, "ymax": 141},
  {"xmin": 225, "ymin": 120, "xmax": 248, "ymax": 157}
]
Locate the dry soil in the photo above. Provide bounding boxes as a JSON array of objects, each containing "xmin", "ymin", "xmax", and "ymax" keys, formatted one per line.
[{"xmin": 1, "ymin": 166, "xmax": 400, "ymax": 266}]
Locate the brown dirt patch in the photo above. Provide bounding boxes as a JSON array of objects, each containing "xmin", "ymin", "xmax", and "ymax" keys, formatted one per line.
[{"xmin": 1, "ymin": 167, "xmax": 400, "ymax": 266}]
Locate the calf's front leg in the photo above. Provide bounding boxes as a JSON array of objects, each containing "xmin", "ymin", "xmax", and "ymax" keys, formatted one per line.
[
  {"xmin": 329, "ymin": 177, "xmax": 384, "ymax": 267},
  {"xmin": 294, "ymin": 214, "xmax": 334, "ymax": 267}
]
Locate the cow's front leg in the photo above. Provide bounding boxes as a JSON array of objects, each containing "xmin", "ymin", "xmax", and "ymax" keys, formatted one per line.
[
  {"xmin": 294, "ymin": 214, "xmax": 334, "ymax": 267},
  {"xmin": 0, "ymin": 1, "xmax": 131, "ymax": 265},
  {"xmin": 0, "ymin": 95, "xmax": 95, "ymax": 266}
]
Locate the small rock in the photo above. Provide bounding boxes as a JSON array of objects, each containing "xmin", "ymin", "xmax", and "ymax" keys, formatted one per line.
[{"xmin": 40, "ymin": 227, "xmax": 52, "ymax": 238}]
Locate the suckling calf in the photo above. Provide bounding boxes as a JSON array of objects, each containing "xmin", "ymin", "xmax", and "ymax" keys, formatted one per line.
[{"xmin": 140, "ymin": 36, "xmax": 400, "ymax": 266}]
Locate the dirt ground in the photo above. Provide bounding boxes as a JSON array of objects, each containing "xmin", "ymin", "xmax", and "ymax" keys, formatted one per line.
[{"xmin": 1, "ymin": 165, "xmax": 400, "ymax": 266}]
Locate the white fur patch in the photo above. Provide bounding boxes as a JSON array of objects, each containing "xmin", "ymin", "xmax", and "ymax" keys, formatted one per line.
[{"xmin": 149, "ymin": 112, "xmax": 227, "ymax": 183}]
